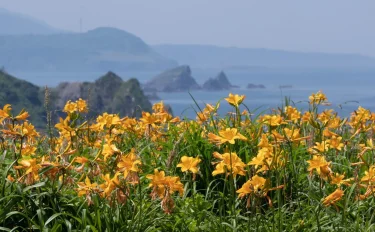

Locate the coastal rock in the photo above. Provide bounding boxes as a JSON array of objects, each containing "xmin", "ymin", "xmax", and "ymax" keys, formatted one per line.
[
  {"xmin": 202, "ymin": 71, "xmax": 234, "ymax": 91},
  {"xmin": 143, "ymin": 65, "xmax": 200, "ymax": 92}
]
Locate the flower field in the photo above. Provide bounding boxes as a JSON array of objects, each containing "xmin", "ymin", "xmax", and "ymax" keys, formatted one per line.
[{"xmin": 1, "ymin": 91, "xmax": 375, "ymax": 231}]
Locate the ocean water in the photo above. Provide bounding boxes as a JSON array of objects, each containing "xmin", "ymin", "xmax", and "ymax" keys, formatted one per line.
[{"xmin": 11, "ymin": 67, "xmax": 375, "ymax": 119}]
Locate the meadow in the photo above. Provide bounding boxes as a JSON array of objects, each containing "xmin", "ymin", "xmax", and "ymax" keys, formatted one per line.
[{"xmin": 0, "ymin": 91, "xmax": 375, "ymax": 231}]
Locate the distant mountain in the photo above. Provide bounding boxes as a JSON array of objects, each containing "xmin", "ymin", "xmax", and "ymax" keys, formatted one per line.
[
  {"xmin": 0, "ymin": 70, "xmax": 152, "ymax": 127},
  {"xmin": 0, "ymin": 27, "xmax": 177, "ymax": 72},
  {"xmin": 0, "ymin": 8, "xmax": 62, "ymax": 35},
  {"xmin": 143, "ymin": 65, "xmax": 200, "ymax": 92},
  {"xmin": 152, "ymin": 44, "xmax": 375, "ymax": 69}
]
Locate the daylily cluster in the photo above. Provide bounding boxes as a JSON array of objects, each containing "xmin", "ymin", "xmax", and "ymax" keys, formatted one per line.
[{"xmin": 5, "ymin": 90, "xmax": 375, "ymax": 217}]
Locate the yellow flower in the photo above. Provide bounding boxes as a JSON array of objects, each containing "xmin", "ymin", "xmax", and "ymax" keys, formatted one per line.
[
  {"xmin": 309, "ymin": 91, "xmax": 328, "ymax": 104},
  {"xmin": 117, "ymin": 149, "xmax": 142, "ymax": 180},
  {"xmin": 361, "ymin": 165, "xmax": 375, "ymax": 183},
  {"xmin": 76, "ymin": 98, "xmax": 88, "ymax": 113},
  {"xmin": 20, "ymin": 144, "xmax": 37, "ymax": 156},
  {"xmin": 318, "ymin": 109, "xmax": 334, "ymax": 124},
  {"xmin": 102, "ymin": 142, "xmax": 120, "ymax": 161},
  {"xmin": 309, "ymin": 141, "xmax": 329, "ymax": 154},
  {"xmin": 55, "ymin": 116, "xmax": 73, "ymax": 133},
  {"xmin": 283, "ymin": 128, "xmax": 307, "ymax": 142},
  {"xmin": 21, "ymin": 122, "xmax": 39, "ymax": 138},
  {"xmin": 74, "ymin": 156, "xmax": 89, "ymax": 172},
  {"xmin": 301, "ymin": 111, "xmax": 312, "ymax": 123},
  {"xmin": 237, "ymin": 175, "xmax": 267, "ymax": 198},
  {"xmin": 208, "ymin": 128, "xmax": 247, "ymax": 145},
  {"xmin": 14, "ymin": 158, "xmax": 41, "ymax": 185},
  {"xmin": 0, "ymin": 105, "xmax": 29, "ymax": 122},
  {"xmin": 258, "ymin": 134, "xmax": 273, "ymax": 150},
  {"xmin": 140, "ymin": 112, "xmax": 159, "ymax": 126},
  {"xmin": 15, "ymin": 110, "xmax": 29, "ymax": 121},
  {"xmin": 248, "ymin": 148, "xmax": 272, "ymax": 172},
  {"xmin": 96, "ymin": 113, "xmax": 120, "ymax": 129},
  {"xmin": 322, "ymin": 189, "xmax": 344, "ymax": 207},
  {"xmin": 212, "ymin": 152, "xmax": 246, "ymax": 177},
  {"xmin": 100, "ymin": 173, "xmax": 121, "ymax": 198},
  {"xmin": 259, "ymin": 114, "xmax": 285, "ymax": 126},
  {"xmin": 0, "ymin": 104, "xmax": 12, "ymax": 120},
  {"xmin": 196, "ymin": 112, "xmax": 209, "ymax": 124},
  {"xmin": 152, "ymin": 101, "xmax": 167, "ymax": 113},
  {"xmin": 146, "ymin": 169, "xmax": 184, "ymax": 199},
  {"xmin": 285, "ymin": 106, "xmax": 301, "ymax": 122},
  {"xmin": 327, "ymin": 136, "xmax": 344, "ymax": 151},
  {"xmin": 76, "ymin": 176, "xmax": 98, "ymax": 197},
  {"xmin": 330, "ymin": 173, "xmax": 345, "ymax": 186},
  {"xmin": 63, "ymin": 100, "xmax": 77, "ymax": 114},
  {"xmin": 307, "ymin": 155, "xmax": 331, "ymax": 179},
  {"xmin": 177, "ymin": 156, "xmax": 201, "ymax": 174},
  {"xmin": 323, "ymin": 128, "xmax": 339, "ymax": 138},
  {"xmin": 225, "ymin": 93, "xmax": 245, "ymax": 107}
]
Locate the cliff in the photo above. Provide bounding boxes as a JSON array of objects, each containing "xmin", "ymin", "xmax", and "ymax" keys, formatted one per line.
[
  {"xmin": 202, "ymin": 71, "xmax": 235, "ymax": 91},
  {"xmin": 143, "ymin": 65, "xmax": 201, "ymax": 92}
]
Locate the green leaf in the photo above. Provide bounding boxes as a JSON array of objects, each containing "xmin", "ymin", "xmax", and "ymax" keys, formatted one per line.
[
  {"xmin": 23, "ymin": 182, "xmax": 46, "ymax": 192},
  {"xmin": 44, "ymin": 213, "xmax": 64, "ymax": 227}
]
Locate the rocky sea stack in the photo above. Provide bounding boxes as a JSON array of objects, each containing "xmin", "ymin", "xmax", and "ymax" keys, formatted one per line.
[
  {"xmin": 202, "ymin": 71, "xmax": 236, "ymax": 91},
  {"xmin": 143, "ymin": 65, "xmax": 201, "ymax": 92}
]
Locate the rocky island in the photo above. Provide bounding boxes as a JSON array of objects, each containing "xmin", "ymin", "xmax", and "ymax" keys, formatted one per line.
[
  {"xmin": 143, "ymin": 65, "xmax": 200, "ymax": 92},
  {"xmin": 202, "ymin": 71, "xmax": 238, "ymax": 91}
]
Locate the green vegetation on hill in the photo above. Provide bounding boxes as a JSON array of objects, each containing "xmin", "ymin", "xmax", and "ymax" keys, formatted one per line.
[
  {"xmin": 52, "ymin": 71, "xmax": 152, "ymax": 118},
  {"xmin": 0, "ymin": 70, "xmax": 152, "ymax": 127},
  {"xmin": 0, "ymin": 70, "xmax": 45, "ymax": 127}
]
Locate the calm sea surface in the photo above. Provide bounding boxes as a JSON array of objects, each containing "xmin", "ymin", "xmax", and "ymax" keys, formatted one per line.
[{"xmin": 12, "ymin": 67, "xmax": 375, "ymax": 119}]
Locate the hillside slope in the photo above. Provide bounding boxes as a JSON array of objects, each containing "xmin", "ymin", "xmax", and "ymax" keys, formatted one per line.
[
  {"xmin": 0, "ymin": 27, "xmax": 177, "ymax": 72},
  {"xmin": 0, "ymin": 8, "xmax": 61, "ymax": 35}
]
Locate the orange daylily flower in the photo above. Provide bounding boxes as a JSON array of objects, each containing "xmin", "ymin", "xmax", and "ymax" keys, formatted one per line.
[
  {"xmin": 117, "ymin": 149, "xmax": 142, "ymax": 181},
  {"xmin": 309, "ymin": 91, "xmax": 328, "ymax": 104},
  {"xmin": 225, "ymin": 93, "xmax": 245, "ymax": 107},
  {"xmin": 307, "ymin": 155, "xmax": 331, "ymax": 179},
  {"xmin": 327, "ymin": 136, "xmax": 344, "ymax": 151},
  {"xmin": 237, "ymin": 175, "xmax": 267, "ymax": 198},
  {"xmin": 212, "ymin": 152, "xmax": 246, "ymax": 177},
  {"xmin": 14, "ymin": 158, "xmax": 41, "ymax": 185},
  {"xmin": 177, "ymin": 156, "xmax": 201, "ymax": 174},
  {"xmin": 322, "ymin": 189, "xmax": 344, "ymax": 207},
  {"xmin": 208, "ymin": 128, "xmax": 247, "ymax": 145}
]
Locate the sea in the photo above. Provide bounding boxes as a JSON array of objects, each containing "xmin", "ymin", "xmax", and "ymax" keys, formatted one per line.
[{"xmin": 11, "ymin": 66, "xmax": 375, "ymax": 119}]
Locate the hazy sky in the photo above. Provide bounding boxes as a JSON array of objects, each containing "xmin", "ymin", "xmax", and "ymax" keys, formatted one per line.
[{"xmin": 1, "ymin": 0, "xmax": 374, "ymax": 56}]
